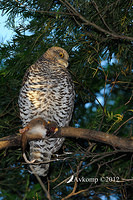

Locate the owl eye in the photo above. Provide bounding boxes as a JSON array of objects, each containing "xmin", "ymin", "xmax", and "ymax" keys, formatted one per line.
[{"xmin": 59, "ymin": 52, "xmax": 64, "ymax": 58}]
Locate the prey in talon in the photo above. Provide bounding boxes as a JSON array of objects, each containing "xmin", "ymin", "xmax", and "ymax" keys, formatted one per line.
[{"xmin": 19, "ymin": 118, "xmax": 59, "ymax": 164}]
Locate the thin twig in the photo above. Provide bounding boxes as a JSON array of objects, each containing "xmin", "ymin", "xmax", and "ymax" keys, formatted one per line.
[
  {"xmin": 14, "ymin": 0, "xmax": 77, "ymax": 16},
  {"xmin": 14, "ymin": 0, "xmax": 133, "ymax": 41},
  {"xmin": 91, "ymin": 0, "xmax": 113, "ymax": 32},
  {"xmin": 29, "ymin": 165, "xmax": 52, "ymax": 200},
  {"xmin": 53, "ymin": 150, "xmax": 120, "ymax": 189},
  {"xmin": 59, "ymin": 0, "xmax": 133, "ymax": 41},
  {"xmin": 113, "ymin": 116, "xmax": 133, "ymax": 135}
]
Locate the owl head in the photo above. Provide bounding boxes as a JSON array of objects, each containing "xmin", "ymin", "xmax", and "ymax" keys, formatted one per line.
[{"xmin": 44, "ymin": 46, "xmax": 69, "ymax": 68}]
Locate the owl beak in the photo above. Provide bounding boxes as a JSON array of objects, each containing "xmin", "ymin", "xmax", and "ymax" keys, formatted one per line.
[
  {"xmin": 59, "ymin": 59, "xmax": 68, "ymax": 68},
  {"xmin": 64, "ymin": 61, "xmax": 69, "ymax": 68}
]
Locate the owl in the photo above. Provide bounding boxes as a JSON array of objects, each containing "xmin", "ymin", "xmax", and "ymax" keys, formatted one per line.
[{"xmin": 18, "ymin": 46, "xmax": 75, "ymax": 176}]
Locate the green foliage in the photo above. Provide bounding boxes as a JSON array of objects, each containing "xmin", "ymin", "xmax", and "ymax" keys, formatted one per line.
[{"xmin": 0, "ymin": 0, "xmax": 133, "ymax": 199}]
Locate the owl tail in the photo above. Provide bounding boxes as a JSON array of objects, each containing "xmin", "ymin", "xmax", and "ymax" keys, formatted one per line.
[{"xmin": 29, "ymin": 140, "xmax": 52, "ymax": 177}]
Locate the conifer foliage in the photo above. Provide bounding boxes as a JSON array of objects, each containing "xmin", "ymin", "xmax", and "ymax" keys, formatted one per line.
[{"xmin": 0, "ymin": 0, "xmax": 133, "ymax": 199}]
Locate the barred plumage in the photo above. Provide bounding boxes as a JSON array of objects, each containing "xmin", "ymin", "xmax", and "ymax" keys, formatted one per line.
[{"xmin": 18, "ymin": 47, "xmax": 75, "ymax": 176}]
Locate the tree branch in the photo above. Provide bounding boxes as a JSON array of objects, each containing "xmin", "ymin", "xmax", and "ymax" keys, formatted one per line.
[
  {"xmin": 0, "ymin": 118, "xmax": 133, "ymax": 152},
  {"xmin": 59, "ymin": 0, "xmax": 133, "ymax": 41},
  {"xmin": 14, "ymin": 0, "xmax": 133, "ymax": 41}
]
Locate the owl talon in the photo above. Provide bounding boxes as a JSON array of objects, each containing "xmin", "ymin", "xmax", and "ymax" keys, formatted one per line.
[
  {"xmin": 23, "ymin": 153, "xmax": 36, "ymax": 164},
  {"xmin": 19, "ymin": 126, "xmax": 29, "ymax": 134}
]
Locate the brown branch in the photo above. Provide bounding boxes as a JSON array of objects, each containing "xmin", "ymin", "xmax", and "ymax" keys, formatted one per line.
[
  {"xmin": 59, "ymin": 0, "xmax": 133, "ymax": 41},
  {"xmin": 91, "ymin": 0, "xmax": 113, "ymax": 32},
  {"xmin": 14, "ymin": 0, "xmax": 133, "ymax": 41},
  {"xmin": 0, "ymin": 117, "xmax": 133, "ymax": 152},
  {"xmin": 59, "ymin": 127, "xmax": 133, "ymax": 151}
]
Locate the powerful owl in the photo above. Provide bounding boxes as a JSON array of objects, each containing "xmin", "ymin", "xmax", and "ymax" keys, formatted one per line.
[{"xmin": 18, "ymin": 47, "xmax": 75, "ymax": 176}]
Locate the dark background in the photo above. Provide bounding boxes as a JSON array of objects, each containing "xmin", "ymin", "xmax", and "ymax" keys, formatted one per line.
[{"xmin": 0, "ymin": 0, "xmax": 133, "ymax": 199}]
